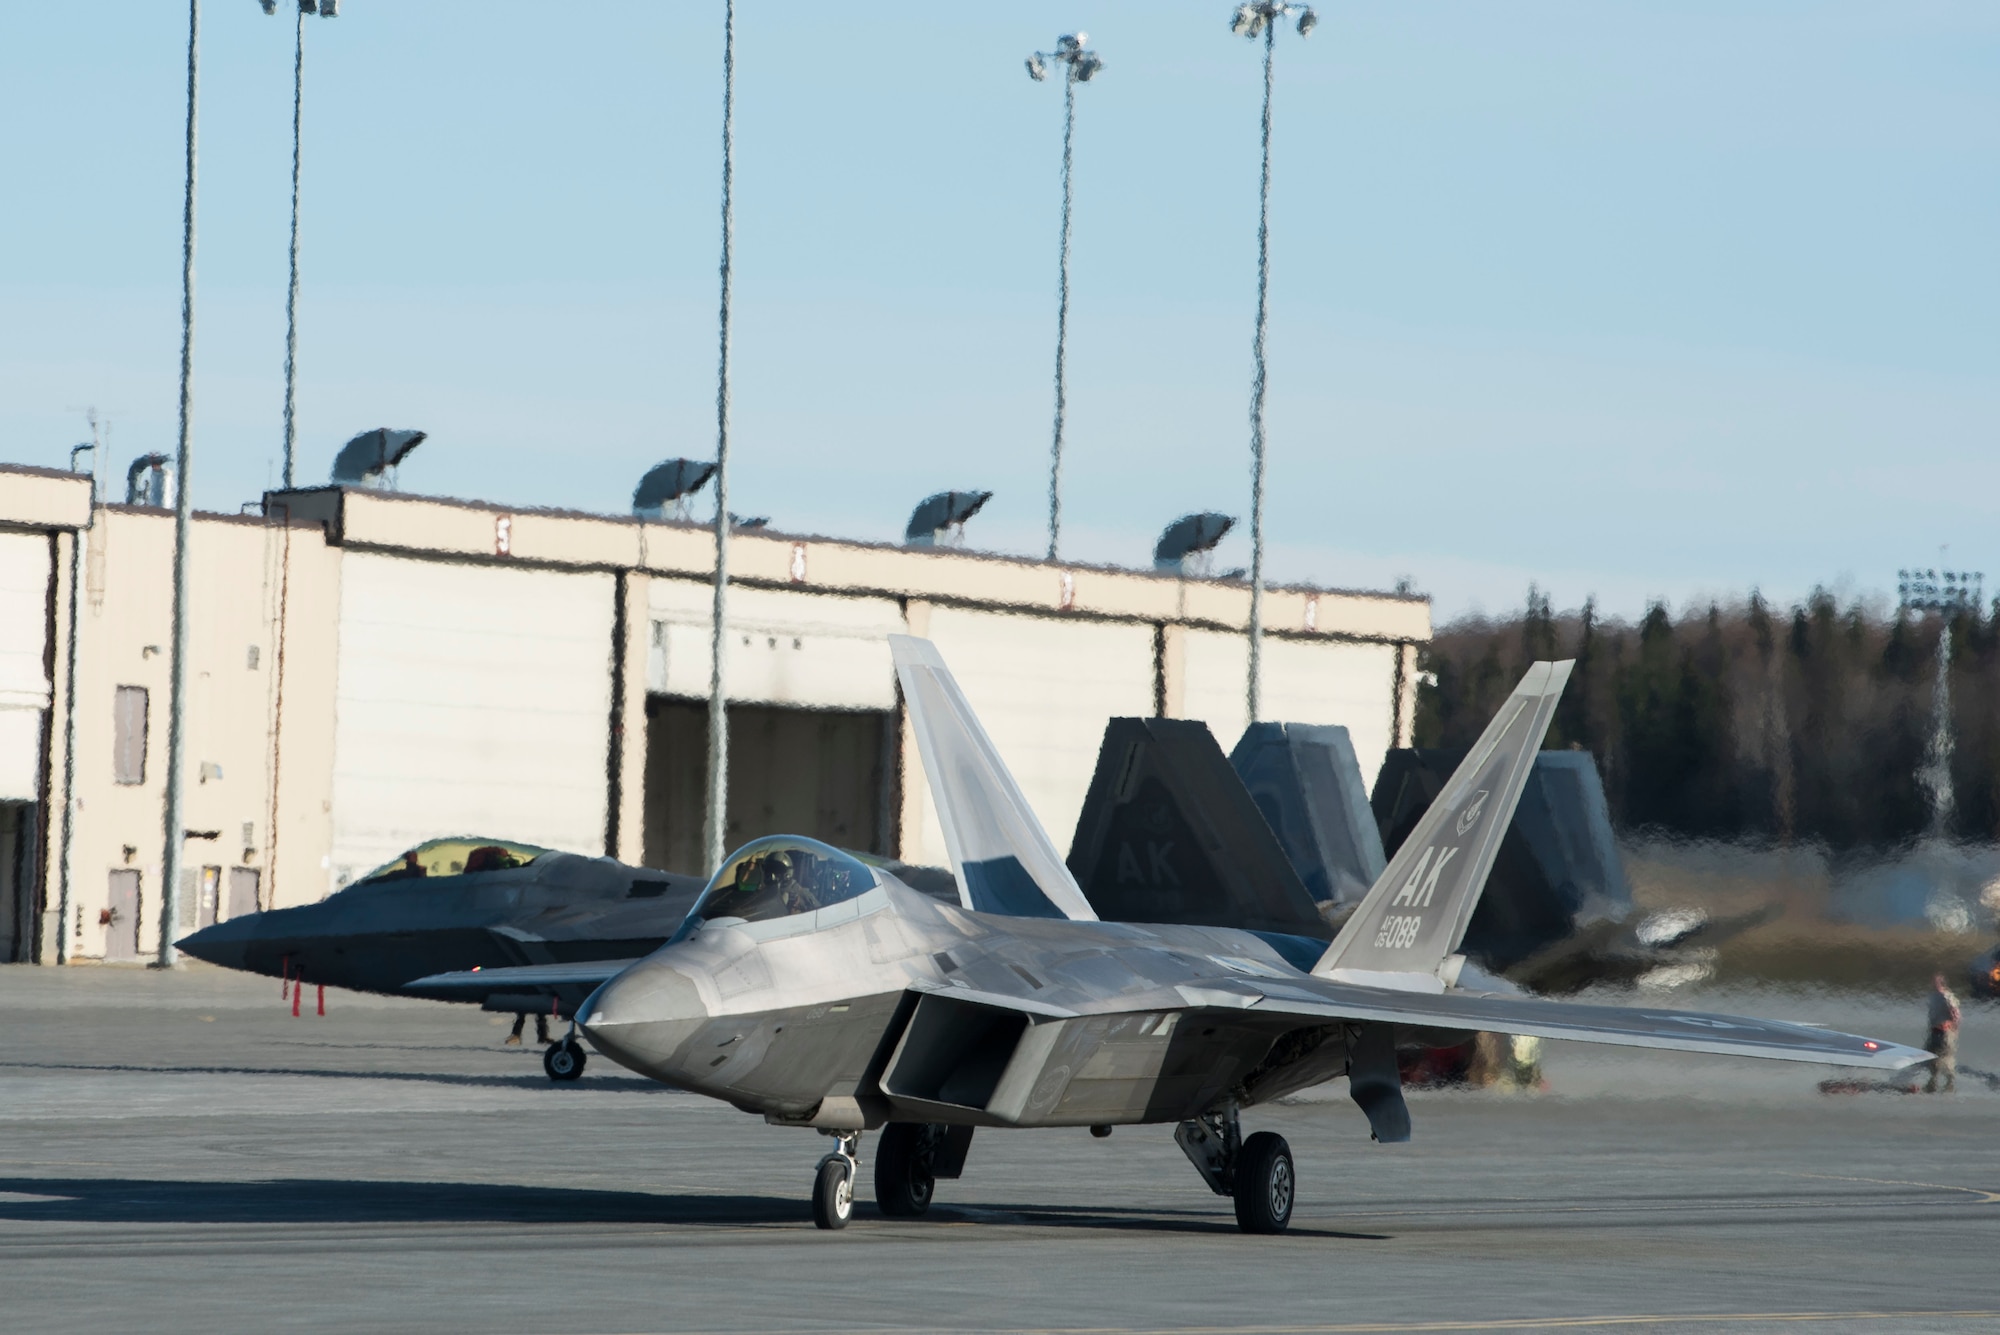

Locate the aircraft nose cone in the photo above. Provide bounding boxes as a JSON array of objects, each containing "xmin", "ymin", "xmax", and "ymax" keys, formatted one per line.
[
  {"xmin": 177, "ymin": 917, "xmax": 252, "ymax": 970},
  {"xmin": 577, "ymin": 959, "xmax": 711, "ymax": 1079}
]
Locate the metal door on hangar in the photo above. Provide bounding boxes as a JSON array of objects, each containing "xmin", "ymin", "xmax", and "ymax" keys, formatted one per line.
[
  {"xmin": 104, "ymin": 869, "xmax": 140, "ymax": 962},
  {"xmin": 0, "ymin": 802, "xmax": 34, "ymax": 963},
  {"xmin": 643, "ymin": 699, "xmax": 894, "ymax": 876}
]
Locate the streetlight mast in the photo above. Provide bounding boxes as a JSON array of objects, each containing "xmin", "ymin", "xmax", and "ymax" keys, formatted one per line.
[
  {"xmin": 1231, "ymin": 1, "xmax": 1315, "ymax": 725},
  {"xmin": 261, "ymin": 0, "xmax": 339, "ymax": 490},
  {"xmin": 160, "ymin": 0, "xmax": 202, "ymax": 967},
  {"xmin": 704, "ymin": 0, "xmax": 737, "ymax": 877},
  {"xmin": 1026, "ymin": 33, "xmax": 1104, "ymax": 564}
]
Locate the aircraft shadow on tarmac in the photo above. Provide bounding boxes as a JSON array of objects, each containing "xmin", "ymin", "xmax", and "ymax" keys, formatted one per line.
[
  {"xmin": 0, "ymin": 1177, "xmax": 791, "ymax": 1227},
  {"xmin": 0, "ymin": 1176, "xmax": 1389, "ymax": 1237},
  {"xmin": 0, "ymin": 1058, "xmax": 667, "ymax": 1094}
]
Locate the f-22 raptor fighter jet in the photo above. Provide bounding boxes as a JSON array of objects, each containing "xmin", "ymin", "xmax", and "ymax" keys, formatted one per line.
[{"xmin": 419, "ymin": 638, "xmax": 1925, "ymax": 1233}]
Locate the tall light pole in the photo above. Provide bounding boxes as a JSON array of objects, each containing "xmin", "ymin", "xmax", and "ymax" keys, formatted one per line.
[
  {"xmin": 56, "ymin": 434, "xmax": 97, "ymax": 965},
  {"xmin": 703, "ymin": 0, "xmax": 737, "ymax": 877},
  {"xmin": 260, "ymin": 0, "xmax": 339, "ymax": 489},
  {"xmin": 1025, "ymin": 32, "xmax": 1104, "ymax": 564},
  {"xmin": 1231, "ymin": 1, "xmax": 1315, "ymax": 725},
  {"xmin": 160, "ymin": 0, "xmax": 203, "ymax": 967}
]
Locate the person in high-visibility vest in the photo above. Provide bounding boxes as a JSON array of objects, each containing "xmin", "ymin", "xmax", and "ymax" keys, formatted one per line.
[{"xmin": 1924, "ymin": 974, "xmax": 1962, "ymax": 1094}]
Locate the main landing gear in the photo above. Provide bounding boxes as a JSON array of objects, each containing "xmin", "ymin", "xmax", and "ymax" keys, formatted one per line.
[
  {"xmin": 812, "ymin": 1131, "xmax": 860, "ymax": 1230},
  {"xmin": 543, "ymin": 1020, "xmax": 587, "ymax": 1082},
  {"xmin": 1175, "ymin": 1104, "xmax": 1295, "ymax": 1235},
  {"xmin": 874, "ymin": 1122, "xmax": 941, "ymax": 1217}
]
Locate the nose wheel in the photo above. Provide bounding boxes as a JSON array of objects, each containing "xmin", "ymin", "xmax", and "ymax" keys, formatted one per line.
[
  {"xmin": 543, "ymin": 1024, "xmax": 587, "ymax": 1082},
  {"xmin": 811, "ymin": 1131, "xmax": 860, "ymax": 1230}
]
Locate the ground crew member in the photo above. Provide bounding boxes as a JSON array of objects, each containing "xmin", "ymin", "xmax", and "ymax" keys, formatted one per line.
[
  {"xmin": 506, "ymin": 1011, "xmax": 552, "ymax": 1047},
  {"xmin": 1924, "ymin": 973, "xmax": 1961, "ymax": 1094}
]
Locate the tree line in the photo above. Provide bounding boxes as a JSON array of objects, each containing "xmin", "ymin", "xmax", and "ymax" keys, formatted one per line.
[{"xmin": 1413, "ymin": 588, "xmax": 2000, "ymax": 850}]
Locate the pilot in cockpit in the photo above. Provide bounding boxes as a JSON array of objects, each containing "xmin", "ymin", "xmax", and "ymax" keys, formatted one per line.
[{"xmin": 763, "ymin": 850, "xmax": 815, "ymax": 914}]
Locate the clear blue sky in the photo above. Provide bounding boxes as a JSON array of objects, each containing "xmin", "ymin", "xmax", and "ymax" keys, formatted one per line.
[{"xmin": 5, "ymin": 2, "xmax": 1997, "ymax": 622}]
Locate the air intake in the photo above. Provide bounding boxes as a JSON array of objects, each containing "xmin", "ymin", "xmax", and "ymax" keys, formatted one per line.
[
  {"xmin": 331, "ymin": 429, "xmax": 427, "ymax": 489},
  {"xmin": 906, "ymin": 491, "xmax": 992, "ymax": 548},
  {"xmin": 125, "ymin": 454, "xmax": 173, "ymax": 508},
  {"xmin": 633, "ymin": 459, "xmax": 717, "ymax": 520},
  {"xmin": 1154, "ymin": 512, "xmax": 1234, "ymax": 576}
]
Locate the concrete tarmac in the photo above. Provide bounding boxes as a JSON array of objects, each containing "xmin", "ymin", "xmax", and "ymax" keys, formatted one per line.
[{"xmin": 2, "ymin": 964, "xmax": 1996, "ymax": 1335}]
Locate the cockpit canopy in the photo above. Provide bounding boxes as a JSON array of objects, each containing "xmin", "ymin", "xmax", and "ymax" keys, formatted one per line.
[
  {"xmin": 678, "ymin": 837, "xmax": 878, "ymax": 936},
  {"xmin": 354, "ymin": 837, "xmax": 552, "ymax": 887}
]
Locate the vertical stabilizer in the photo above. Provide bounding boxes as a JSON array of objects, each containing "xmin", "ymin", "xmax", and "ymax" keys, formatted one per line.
[
  {"xmin": 1314, "ymin": 660, "xmax": 1572, "ymax": 989},
  {"xmin": 1067, "ymin": 717, "xmax": 1325, "ymax": 937},
  {"xmin": 890, "ymin": 636, "xmax": 1097, "ymax": 921},
  {"xmin": 1230, "ymin": 722, "xmax": 1386, "ymax": 918}
]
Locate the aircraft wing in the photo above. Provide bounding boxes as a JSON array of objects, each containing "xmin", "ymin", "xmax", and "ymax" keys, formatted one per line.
[
  {"xmin": 1165, "ymin": 972, "xmax": 1929, "ymax": 1072},
  {"xmin": 406, "ymin": 960, "xmax": 638, "ymax": 993}
]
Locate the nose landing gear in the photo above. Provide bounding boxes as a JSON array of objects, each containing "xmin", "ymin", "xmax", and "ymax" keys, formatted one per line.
[
  {"xmin": 811, "ymin": 1131, "xmax": 861, "ymax": 1230},
  {"xmin": 543, "ymin": 1019, "xmax": 587, "ymax": 1082}
]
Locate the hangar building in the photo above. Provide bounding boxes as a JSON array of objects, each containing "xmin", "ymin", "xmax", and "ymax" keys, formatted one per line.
[{"xmin": 0, "ymin": 464, "xmax": 1430, "ymax": 964}]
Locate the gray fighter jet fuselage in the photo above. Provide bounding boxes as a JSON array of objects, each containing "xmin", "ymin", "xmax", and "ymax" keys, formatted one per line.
[
  {"xmin": 427, "ymin": 639, "xmax": 1926, "ymax": 1233},
  {"xmin": 179, "ymin": 837, "xmax": 704, "ymax": 1012}
]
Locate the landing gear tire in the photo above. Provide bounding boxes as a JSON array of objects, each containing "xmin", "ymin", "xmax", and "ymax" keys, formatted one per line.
[
  {"xmin": 1232, "ymin": 1131, "xmax": 1294, "ymax": 1235},
  {"xmin": 543, "ymin": 1038, "xmax": 586, "ymax": 1082},
  {"xmin": 874, "ymin": 1122, "xmax": 940, "ymax": 1217},
  {"xmin": 812, "ymin": 1157, "xmax": 854, "ymax": 1230}
]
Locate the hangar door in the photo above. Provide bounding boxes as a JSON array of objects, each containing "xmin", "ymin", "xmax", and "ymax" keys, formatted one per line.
[
  {"xmin": 644, "ymin": 702, "xmax": 894, "ymax": 875},
  {"xmin": 327, "ymin": 553, "xmax": 614, "ymax": 892},
  {"xmin": 643, "ymin": 582, "xmax": 903, "ymax": 875},
  {"xmin": 0, "ymin": 532, "xmax": 51, "ymax": 804},
  {"xmin": 908, "ymin": 608, "xmax": 1156, "ymax": 870},
  {"xmin": 1180, "ymin": 630, "xmax": 1398, "ymax": 790},
  {"xmin": 0, "ymin": 532, "xmax": 51, "ymax": 961}
]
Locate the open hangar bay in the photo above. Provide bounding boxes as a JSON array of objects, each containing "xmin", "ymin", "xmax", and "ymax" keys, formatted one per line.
[{"xmin": 3, "ymin": 964, "xmax": 1995, "ymax": 1335}]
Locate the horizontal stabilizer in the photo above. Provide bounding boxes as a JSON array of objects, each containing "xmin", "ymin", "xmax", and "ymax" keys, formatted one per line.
[{"xmin": 891, "ymin": 636, "xmax": 1097, "ymax": 921}]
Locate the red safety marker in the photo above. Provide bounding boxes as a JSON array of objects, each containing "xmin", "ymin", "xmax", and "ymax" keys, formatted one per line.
[
  {"xmin": 292, "ymin": 977, "xmax": 302, "ymax": 1018},
  {"xmin": 317, "ymin": 984, "xmax": 325, "ymax": 1017}
]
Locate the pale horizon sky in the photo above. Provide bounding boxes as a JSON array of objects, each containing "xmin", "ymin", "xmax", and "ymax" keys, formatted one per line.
[{"xmin": 5, "ymin": 3, "xmax": 1997, "ymax": 625}]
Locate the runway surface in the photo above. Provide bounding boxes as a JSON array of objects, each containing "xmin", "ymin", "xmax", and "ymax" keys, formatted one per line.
[{"xmin": 1, "ymin": 964, "xmax": 1995, "ymax": 1335}]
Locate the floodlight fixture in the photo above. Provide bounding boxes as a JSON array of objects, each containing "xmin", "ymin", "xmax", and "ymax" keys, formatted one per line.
[
  {"xmin": 1899, "ymin": 566, "xmax": 1986, "ymax": 615},
  {"xmin": 331, "ymin": 428, "xmax": 427, "ymax": 488},
  {"xmin": 1155, "ymin": 512, "xmax": 1237, "ymax": 576},
  {"xmin": 906, "ymin": 490, "xmax": 993, "ymax": 546},
  {"xmin": 1026, "ymin": 27, "xmax": 1106, "ymax": 564},
  {"xmin": 633, "ymin": 458, "xmax": 718, "ymax": 517}
]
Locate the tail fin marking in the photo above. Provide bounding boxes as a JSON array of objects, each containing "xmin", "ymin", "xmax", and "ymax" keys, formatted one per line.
[{"xmin": 1313, "ymin": 660, "xmax": 1572, "ymax": 987}]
